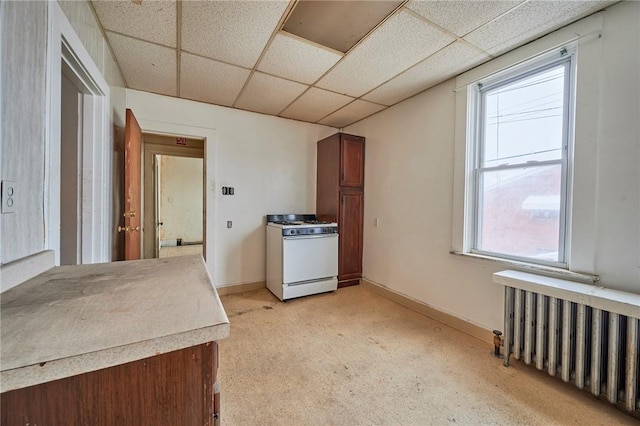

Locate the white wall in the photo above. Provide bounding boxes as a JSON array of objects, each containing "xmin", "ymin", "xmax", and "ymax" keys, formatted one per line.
[
  {"xmin": 1, "ymin": 1, "xmax": 126, "ymax": 271},
  {"xmin": 1, "ymin": 1, "xmax": 48, "ymax": 264},
  {"xmin": 594, "ymin": 2, "xmax": 640, "ymax": 288},
  {"xmin": 347, "ymin": 1, "xmax": 640, "ymax": 331},
  {"xmin": 159, "ymin": 156, "xmax": 203, "ymax": 244},
  {"xmin": 126, "ymin": 90, "xmax": 337, "ymax": 287}
]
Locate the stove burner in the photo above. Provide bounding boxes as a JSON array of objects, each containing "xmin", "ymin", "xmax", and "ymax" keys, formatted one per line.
[{"xmin": 303, "ymin": 220, "xmax": 331, "ymax": 225}]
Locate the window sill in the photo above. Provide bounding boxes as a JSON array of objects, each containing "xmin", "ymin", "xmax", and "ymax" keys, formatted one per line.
[{"xmin": 449, "ymin": 251, "xmax": 599, "ymax": 284}]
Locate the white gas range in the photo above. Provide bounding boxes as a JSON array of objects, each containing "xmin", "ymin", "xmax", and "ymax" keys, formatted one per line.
[{"xmin": 266, "ymin": 214, "xmax": 338, "ymax": 301}]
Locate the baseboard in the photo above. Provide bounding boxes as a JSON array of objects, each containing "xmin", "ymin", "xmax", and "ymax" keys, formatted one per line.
[
  {"xmin": 338, "ymin": 278, "xmax": 360, "ymax": 288},
  {"xmin": 1, "ymin": 251, "xmax": 55, "ymax": 293},
  {"xmin": 216, "ymin": 281, "xmax": 265, "ymax": 296},
  {"xmin": 361, "ymin": 278, "xmax": 493, "ymax": 344}
]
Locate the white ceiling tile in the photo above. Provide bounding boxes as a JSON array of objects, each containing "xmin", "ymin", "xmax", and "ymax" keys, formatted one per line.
[
  {"xmin": 316, "ymin": 10, "xmax": 455, "ymax": 97},
  {"xmin": 106, "ymin": 32, "xmax": 176, "ymax": 96},
  {"xmin": 280, "ymin": 88, "xmax": 354, "ymax": 123},
  {"xmin": 92, "ymin": 0, "xmax": 177, "ymax": 47},
  {"xmin": 318, "ymin": 100, "xmax": 387, "ymax": 128},
  {"xmin": 257, "ymin": 33, "xmax": 342, "ymax": 84},
  {"xmin": 235, "ymin": 72, "xmax": 308, "ymax": 115},
  {"xmin": 364, "ymin": 41, "xmax": 490, "ymax": 106},
  {"xmin": 181, "ymin": 0, "xmax": 289, "ymax": 68},
  {"xmin": 180, "ymin": 53, "xmax": 250, "ymax": 107},
  {"xmin": 464, "ymin": 1, "xmax": 615, "ymax": 56},
  {"xmin": 407, "ymin": 0, "xmax": 523, "ymax": 37}
]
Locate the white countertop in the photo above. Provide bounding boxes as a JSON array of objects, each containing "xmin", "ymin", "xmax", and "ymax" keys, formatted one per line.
[{"xmin": 1, "ymin": 255, "xmax": 230, "ymax": 392}]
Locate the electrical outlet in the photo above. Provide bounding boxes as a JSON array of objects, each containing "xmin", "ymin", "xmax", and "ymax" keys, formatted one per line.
[
  {"xmin": 222, "ymin": 186, "xmax": 228, "ymax": 195},
  {"xmin": 229, "ymin": 187, "xmax": 234, "ymax": 195},
  {"xmin": 1, "ymin": 180, "xmax": 16, "ymax": 214},
  {"xmin": 373, "ymin": 217, "xmax": 379, "ymax": 227},
  {"xmin": 227, "ymin": 220, "xmax": 232, "ymax": 228}
]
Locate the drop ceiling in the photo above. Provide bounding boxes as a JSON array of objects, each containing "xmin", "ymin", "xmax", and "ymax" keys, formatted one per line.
[{"xmin": 92, "ymin": 0, "xmax": 617, "ymax": 128}]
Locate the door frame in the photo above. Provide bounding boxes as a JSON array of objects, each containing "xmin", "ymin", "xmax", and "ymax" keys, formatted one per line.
[
  {"xmin": 132, "ymin": 118, "xmax": 216, "ymax": 277},
  {"xmin": 45, "ymin": 3, "xmax": 111, "ymax": 265},
  {"xmin": 142, "ymin": 139, "xmax": 205, "ymax": 259}
]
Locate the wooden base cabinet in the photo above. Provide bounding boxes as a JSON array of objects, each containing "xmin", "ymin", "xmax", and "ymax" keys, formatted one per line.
[
  {"xmin": 1, "ymin": 343, "xmax": 219, "ymax": 426},
  {"xmin": 317, "ymin": 133, "xmax": 365, "ymax": 288}
]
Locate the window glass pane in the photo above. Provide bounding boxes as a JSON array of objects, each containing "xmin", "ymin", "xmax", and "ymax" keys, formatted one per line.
[
  {"xmin": 482, "ymin": 65, "xmax": 566, "ymax": 168},
  {"xmin": 476, "ymin": 164, "xmax": 562, "ymax": 262}
]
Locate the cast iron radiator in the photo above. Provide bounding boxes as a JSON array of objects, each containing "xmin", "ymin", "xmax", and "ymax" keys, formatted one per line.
[{"xmin": 494, "ymin": 270, "xmax": 639, "ymax": 417}]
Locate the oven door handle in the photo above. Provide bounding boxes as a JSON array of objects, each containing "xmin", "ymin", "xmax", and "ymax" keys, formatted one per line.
[{"xmin": 283, "ymin": 234, "xmax": 337, "ymax": 240}]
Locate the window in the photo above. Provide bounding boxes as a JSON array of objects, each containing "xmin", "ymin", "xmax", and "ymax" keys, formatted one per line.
[{"xmin": 467, "ymin": 51, "xmax": 575, "ymax": 267}]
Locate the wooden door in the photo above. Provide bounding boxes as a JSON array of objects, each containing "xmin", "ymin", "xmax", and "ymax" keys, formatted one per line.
[
  {"xmin": 338, "ymin": 189, "xmax": 364, "ymax": 286},
  {"xmin": 340, "ymin": 135, "xmax": 365, "ymax": 188},
  {"xmin": 124, "ymin": 109, "xmax": 142, "ymax": 260}
]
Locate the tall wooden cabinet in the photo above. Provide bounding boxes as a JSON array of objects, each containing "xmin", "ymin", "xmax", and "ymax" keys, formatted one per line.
[{"xmin": 316, "ymin": 133, "xmax": 365, "ymax": 288}]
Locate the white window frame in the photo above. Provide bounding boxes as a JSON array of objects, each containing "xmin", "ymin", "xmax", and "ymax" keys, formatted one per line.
[
  {"xmin": 465, "ymin": 49, "xmax": 576, "ymax": 269},
  {"xmin": 451, "ymin": 14, "xmax": 603, "ymax": 282}
]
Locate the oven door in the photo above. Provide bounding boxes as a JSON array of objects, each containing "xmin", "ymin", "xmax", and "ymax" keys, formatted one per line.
[{"xmin": 282, "ymin": 234, "xmax": 338, "ymax": 285}]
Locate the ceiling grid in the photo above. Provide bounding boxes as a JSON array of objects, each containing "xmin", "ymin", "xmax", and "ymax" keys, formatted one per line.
[
  {"xmin": 231, "ymin": 0, "xmax": 298, "ymax": 109},
  {"xmin": 91, "ymin": 0, "xmax": 618, "ymax": 128}
]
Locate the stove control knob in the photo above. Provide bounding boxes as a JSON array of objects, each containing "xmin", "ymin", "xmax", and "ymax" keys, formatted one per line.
[
  {"xmin": 290, "ymin": 229, "xmax": 296, "ymax": 235},
  {"xmin": 310, "ymin": 229, "xmax": 315, "ymax": 233}
]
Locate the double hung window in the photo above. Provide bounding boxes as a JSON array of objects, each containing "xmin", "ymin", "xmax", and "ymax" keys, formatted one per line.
[{"xmin": 468, "ymin": 51, "xmax": 575, "ymax": 267}]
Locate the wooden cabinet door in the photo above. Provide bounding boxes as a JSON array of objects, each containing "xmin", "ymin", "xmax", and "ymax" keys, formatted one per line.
[
  {"xmin": 1, "ymin": 343, "xmax": 217, "ymax": 425},
  {"xmin": 340, "ymin": 135, "xmax": 365, "ymax": 188},
  {"xmin": 338, "ymin": 190, "xmax": 363, "ymax": 284}
]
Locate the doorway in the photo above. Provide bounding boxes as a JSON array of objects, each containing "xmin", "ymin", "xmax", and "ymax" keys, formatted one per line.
[
  {"xmin": 47, "ymin": 3, "xmax": 112, "ymax": 266},
  {"xmin": 157, "ymin": 155, "xmax": 204, "ymax": 258},
  {"xmin": 57, "ymin": 43, "xmax": 109, "ymax": 265},
  {"xmin": 142, "ymin": 134, "xmax": 205, "ymax": 259}
]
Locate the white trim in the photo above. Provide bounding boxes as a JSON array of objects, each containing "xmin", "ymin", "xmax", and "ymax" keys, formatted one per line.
[
  {"xmin": 451, "ymin": 251, "xmax": 598, "ymax": 284},
  {"xmin": 43, "ymin": 2, "xmax": 57, "ymax": 260},
  {"xmin": 46, "ymin": 3, "xmax": 111, "ymax": 264},
  {"xmin": 452, "ymin": 12, "xmax": 604, "ymax": 276},
  {"xmin": 467, "ymin": 53, "xmax": 574, "ymax": 268}
]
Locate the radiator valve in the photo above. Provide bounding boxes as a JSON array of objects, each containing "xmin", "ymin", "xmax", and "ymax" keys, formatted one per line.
[{"xmin": 492, "ymin": 330, "xmax": 503, "ymax": 359}]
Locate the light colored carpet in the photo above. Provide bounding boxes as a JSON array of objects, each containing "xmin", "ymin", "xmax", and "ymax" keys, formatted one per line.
[{"xmin": 218, "ymin": 286, "xmax": 635, "ymax": 425}]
